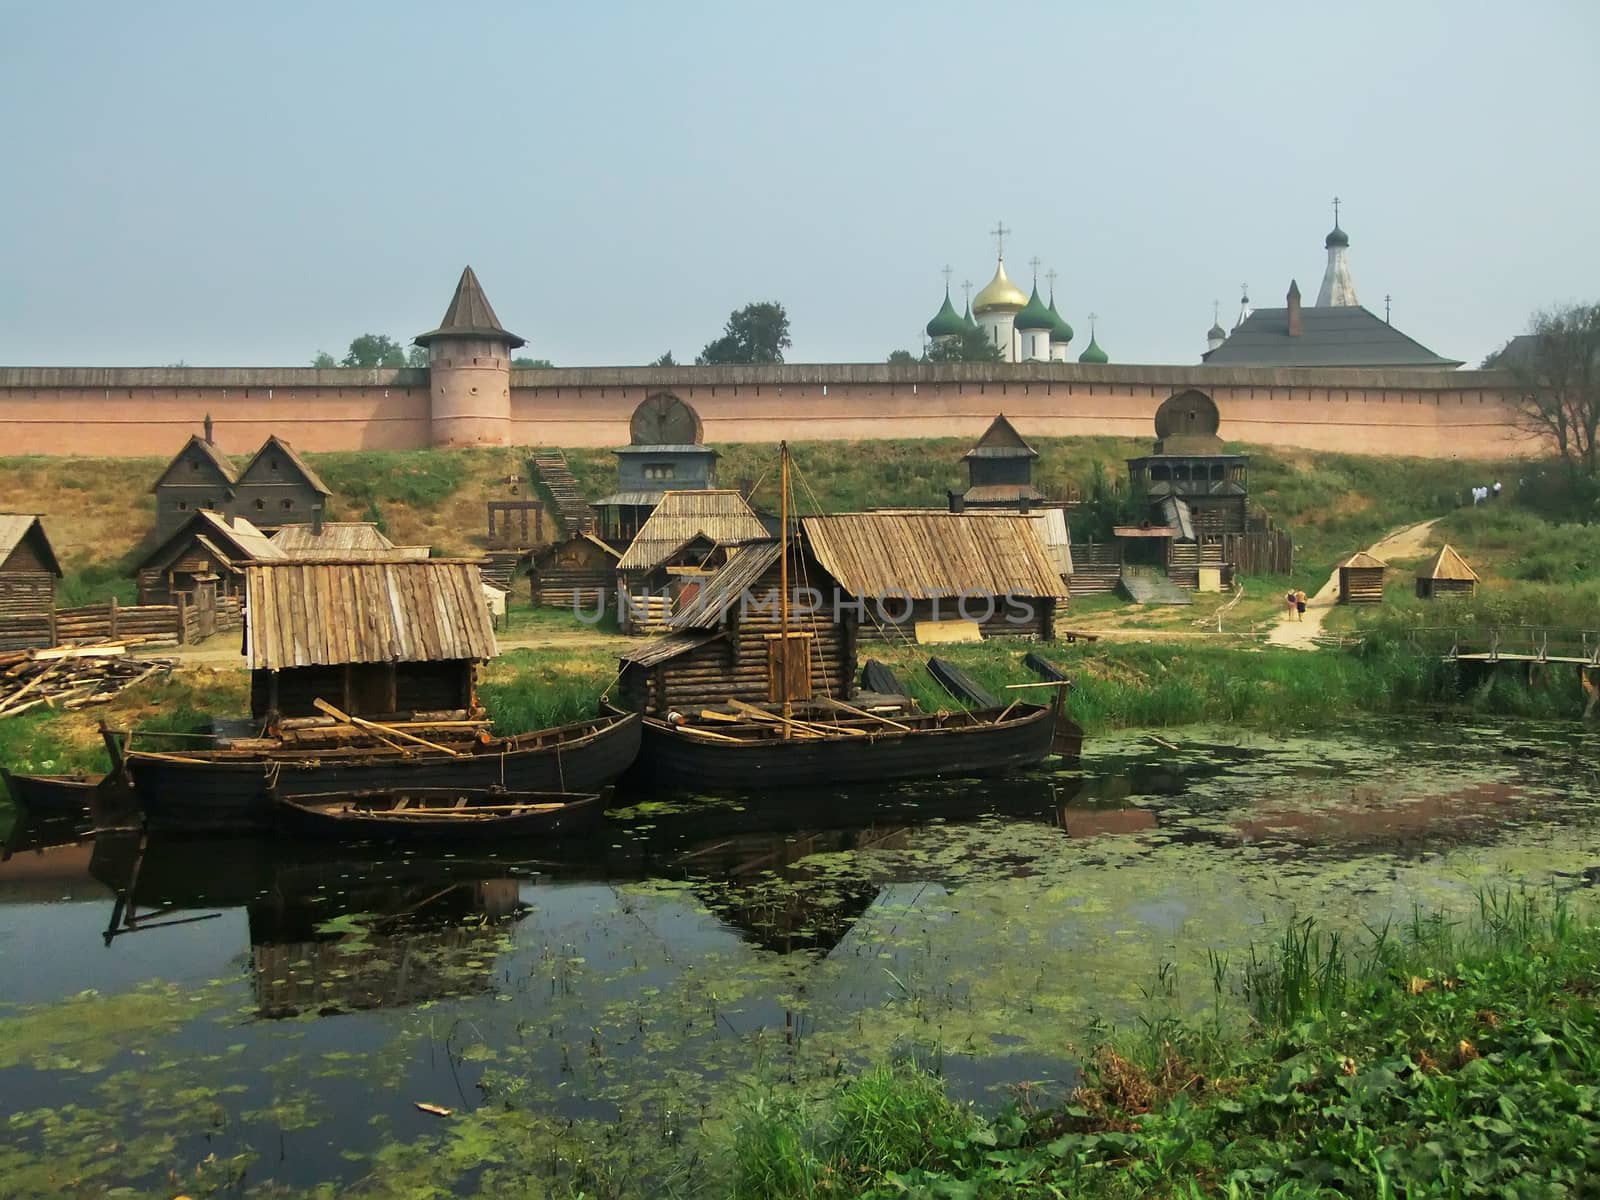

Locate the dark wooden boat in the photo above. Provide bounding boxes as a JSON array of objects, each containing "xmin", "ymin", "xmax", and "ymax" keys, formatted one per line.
[
  {"xmin": 622, "ymin": 691, "xmax": 1080, "ymax": 792},
  {"xmin": 0, "ymin": 768, "xmax": 107, "ymax": 817},
  {"xmin": 103, "ymin": 710, "xmax": 642, "ymax": 834},
  {"xmin": 274, "ymin": 786, "xmax": 612, "ymax": 842}
]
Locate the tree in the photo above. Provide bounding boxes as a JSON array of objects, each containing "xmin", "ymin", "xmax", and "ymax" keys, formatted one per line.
[
  {"xmin": 342, "ymin": 333, "xmax": 408, "ymax": 368},
  {"xmin": 886, "ymin": 349, "xmax": 918, "ymax": 365},
  {"xmin": 407, "ymin": 345, "xmax": 429, "ymax": 368},
  {"xmin": 650, "ymin": 350, "xmax": 678, "ymax": 367},
  {"xmin": 311, "ymin": 351, "xmax": 338, "ymax": 368},
  {"xmin": 1503, "ymin": 303, "xmax": 1600, "ymax": 478},
  {"xmin": 697, "ymin": 302, "xmax": 791, "ymax": 365},
  {"xmin": 925, "ymin": 327, "xmax": 1004, "ymax": 363},
  {"xmin": 1072, "ymin": 461, "xmax": 1145, "ymax": 542},
  {"xmin": 512, "ymin": 356, "xmax": 554, "ymax": 369}
]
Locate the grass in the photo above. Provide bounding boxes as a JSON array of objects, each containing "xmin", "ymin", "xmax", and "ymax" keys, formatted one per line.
[
  {"xmin": 478, "ymin": 645, "xmax": 619, "ymax": 734},
  {"xmin": 717, "ymin": 890, "xmax": 1600, "ymax": 1199}
]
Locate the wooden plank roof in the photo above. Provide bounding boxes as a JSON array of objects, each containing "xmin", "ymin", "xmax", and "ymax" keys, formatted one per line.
[
  {"xmin": 241, "ymin": 435, "xmax": 333, "ymax": 496},
  {"xmin": 802, "ymin": 513, "xmax": 1068, "ymax": 600},
  {"xmin": 669, "ymin": 541, "xmax": 785, "ymax": 630},
  {"xmin": 1417, "ymin": 543, "xmax": 1478, "ymax": 581},
  {"xmin": 0, "ymin": 514, "xmax": 62, "ymax": 576},
  {"xmin": 964, "ymin": 413, "xmax": 1039, "ymax": 460},
  {"xmin": 243, "ymin": 560, "xmax": 497, "ymax": 670},
  {"xmin": 616, "ymin": 490, "xmax": 768, "ymax": 572},
  {"xmin": 134, "ymin": 511, "xmax": 286, "ymax": 574},
  {"xmin": 271, "ymin": 522, "xmax": 396, "ymax": 554},
  {"xmin": 620, "ymin": 630, "xmax": 723, "ymax": 668},
  {"xmin": 149, "ymin": 434, "xmax": 239, "ymax": 492},
  {"xmin": 1340, "ymin": 551, "xmax": 1388, "ymax": 569}
]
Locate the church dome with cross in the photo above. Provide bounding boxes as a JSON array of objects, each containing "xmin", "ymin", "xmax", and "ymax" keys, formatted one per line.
[{"xmin": 925, "ymin": 224, "xmax": 1092, "ymax": 362}]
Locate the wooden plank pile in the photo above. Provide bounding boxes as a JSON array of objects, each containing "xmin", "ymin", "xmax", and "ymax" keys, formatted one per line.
[{"xmin": 0, "ymin": 644, "xmax": 177, "ymax": 720}]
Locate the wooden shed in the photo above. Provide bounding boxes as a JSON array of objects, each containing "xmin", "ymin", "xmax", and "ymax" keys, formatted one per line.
[
  {"xmin": 616, "ymin": 539, "xmax": 856, "ymax": 716},
  {"xmin": 1415, "ymin": 544, "xmax": 1478, "ymax": 600},
  {"xmin": 615, "ymin": 490, "xmax": 768, "ymax": 633},
  {"xmin": 0, "ymin": 515, "xmax": 63, "ymax": 651},
  {"xmin": 131, "ymin": 510, "xmax": 285, "ymax": 606},
  {"xmin": 530, "ymin": 533, "xmax": 620, "ymax": 611},
  {"xmin": 243, "ymin": 560, "xmax": 498, "ymax": 721},
  {"xmin": 1337, "ymin": 551, "xmax": 1388, "ymax": 604},
  {"xmin": 801, "ymin": 512, "xmax": 1067, "ymax": 641}
]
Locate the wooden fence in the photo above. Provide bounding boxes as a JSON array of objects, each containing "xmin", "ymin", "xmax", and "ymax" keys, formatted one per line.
[
  {"xmin": 1068, "ymin": 542, "xmax": 1122, "ymax": 596},
  {"xmin": 1221, "ymin": 528, "xmax": 1294, "ymax": 577},
  {"xmin": 53, "ymin": 595, "xmax": 242, "ymax": 646}
]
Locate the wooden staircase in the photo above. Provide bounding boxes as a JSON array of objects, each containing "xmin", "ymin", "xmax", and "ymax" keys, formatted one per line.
[
  {"xmin": 529, "ymin": 451, "xmax": 593, "ymax": 536},
  {"xmin": 1120, "ymin": 565, "xmax": 1192, "ymax": 606},
  {"xmin": 479, "ymin": 551, "xmax": 524, "ymax": 591}
]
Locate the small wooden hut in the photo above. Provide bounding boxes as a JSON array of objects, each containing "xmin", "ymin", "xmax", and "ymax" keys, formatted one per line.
[
  {"xmin": 530, "ymin": 533, "xmax": 621, "ymax": 610},
  {"xmin": 243, "ymin": 560, "xmax": 497, "ymax": 720},
  {"xmin": 1415, "ymin": 544, "xmax": 1478, "ymax": 600},
  {"xmin": 131, "ymin": 510, "xmax": 285, "ymax": 606},
  {"xmin": 615, "ymin": 490, "xmax": 768, "ymax": 633},
  {"xmin": 0, "ymin": 515, "xmax": 63, "ymax": 651},
  {"xmin": 1337, "ymin": 551, "xmax": 1387, "ymax": 604},
  {"xmin": 801, "ymin": 512, "xmax": 1067, "ymax": 641},
  {"xmin": 950, "ymin": 414, "xmax": 1045, "ymax": 511},
  {"xmin": 616, "ymin": 538, "xmax": 856, "ymax": 716}
]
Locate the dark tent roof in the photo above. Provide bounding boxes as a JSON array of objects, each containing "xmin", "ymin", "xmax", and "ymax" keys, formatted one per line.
[
  {"xmin": 1202, "ymin": 306, "xmax": 1461, "ymax": 369},
  {"xmin": 414, "ymin": 266, "xmax": 526, "ymax": 348},
  {"xmin": 964, "ymin": 413, "xmax": 1039, "ymax": 460},
  {"xmin": 150, "ymin": 434, "xmax": 239, "ymax": 492},
  {"xmin": 240, "ymin": 435, "xmax": 333, "ymax": 496}
]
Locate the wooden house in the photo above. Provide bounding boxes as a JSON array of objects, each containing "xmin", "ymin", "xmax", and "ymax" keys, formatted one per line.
[
  {"xmin": 801, "ymin": 512, "xmax": 1067, "ymax": 641},
  {"xmin": 1337, "ymin": 551, "xmax": 1388, "ymax": 604},
  {"xmin": 1416, "ymin": 544, "xmax": 1478, "ymax": 600},
  {"xmin": 616, "ymin": 538, "xmax": 856, "ymax": 716},
  {"xmin": 530, "ymin": 533, "xmax": 620, "ymax": 610},
  {"xmin": 243, "ymin": 560, "xmax": 497, "ymax": 721},
  {"xmin": 131, "ymin": 510, "xmax": 285, "ymax": 606},
  {"xmin": 950, "ymin": 414, "xmax": 1046, "ymax": 511},
  {"xmin": 592, "ymin": 393, "xmax": 719, "ymax": 542},
  {"xmin": 615, "ymin": 490, "xmax": 769, "ymax": 633},
  {"xmin": 233, "ymin": 436, "xmax": 333, "ymax": 532},
  {"xmin": 270, "ymin": 521, "xmax": 429, "ymax": 560},
  {"xmin": 0, "ymin": 515, "xmax": 63, "ymax": 651},
  {"xmin": 151, "ymin": 434, "xmax": 239, "ymax": 538}
]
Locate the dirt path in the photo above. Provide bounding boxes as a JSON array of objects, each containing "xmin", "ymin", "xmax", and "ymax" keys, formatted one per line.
[{"xmin": 1266, "ymin": 517, "xmax": 1441, "ymax": 650}]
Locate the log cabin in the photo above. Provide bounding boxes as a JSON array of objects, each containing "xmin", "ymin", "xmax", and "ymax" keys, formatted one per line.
[
  {"xmin": 0, "ymin": 515, "xmax": 63, "ymax": 651},
  {"xmin": 1415, "ymin": 544, "xmax": 1478, "ymax": 600},
  {"xmin": 1338, "ymin": 551, "xmax": 1388, "ymax": 604},
  {"xmin": 131, "ymin": 510, "xmax": 285, "ymax": 606}
]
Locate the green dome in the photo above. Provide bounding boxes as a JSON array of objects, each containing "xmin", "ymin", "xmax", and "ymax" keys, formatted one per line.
[
  {"xmin": 961, "ymin": 301, "xmax": 979, "ymax": 332},
  {"xmin": 926, "ymin": 290, "xmax": 966, "ymax": 339},
  {"xmin": 1048, "ymin": 298, "xmax": 1074, "ymax": 344},
  {"xmin": 1014, "ymin": 285, "xmax": 1054, "ymax": 332},
  {"xmin": 1325, "ymin": 224, "xmax": 1349, "ymax": 248},
  {"xmin": 1078, "ymin": 334, "xmax": 1108, "ymax": 364}
]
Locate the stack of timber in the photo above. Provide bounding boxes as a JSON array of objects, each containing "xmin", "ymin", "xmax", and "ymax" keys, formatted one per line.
[
  {"xmin": 245, "ymin": 710, "xmax": 492, "ymax": 752},
  {"xmin": 0, "ymin": 644, "xmax": 175, "ymax": 719}
]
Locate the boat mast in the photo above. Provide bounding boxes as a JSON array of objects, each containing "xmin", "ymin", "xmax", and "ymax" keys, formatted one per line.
[{"xmin": 779, "ymin": 440, "xmax": 791, "ymax": 737}]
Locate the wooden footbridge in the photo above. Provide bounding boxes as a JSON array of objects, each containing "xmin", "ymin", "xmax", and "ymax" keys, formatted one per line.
[{"xmin": 1412, "ymin": 625, "xmax": 1600, "ymax": 716}]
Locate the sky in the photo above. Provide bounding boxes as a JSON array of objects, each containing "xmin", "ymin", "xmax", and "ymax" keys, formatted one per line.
[{"xmin": 2, "ymin": 1, "xmax": 1596, "ymax": 370}]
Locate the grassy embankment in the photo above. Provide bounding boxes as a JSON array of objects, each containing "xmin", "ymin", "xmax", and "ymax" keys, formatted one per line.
[{"xmin": 717, "ymin": 891, "xmax": 1600, "ymax": 1199}]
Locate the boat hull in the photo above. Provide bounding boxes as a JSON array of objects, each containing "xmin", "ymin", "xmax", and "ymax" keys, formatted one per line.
[
  {"xmin": 275, "ymin": 788, "xmax": 610, "ymax": 843},
  {"xmin": 0, "ymin": 769, "xmax": 105, "ymax": 817},
  {"xmin": 113, "ymin": 713, "xmax": 641, "ymax": 834},
  {"xmin": 628, "ymin": 702, "xmax": 1072, "ymax": 792}
]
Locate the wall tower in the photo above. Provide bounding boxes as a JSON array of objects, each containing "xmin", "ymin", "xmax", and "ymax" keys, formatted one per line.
[{"xmin": 415, "ymin": 266, "xmax": 524, "ymax": 447}]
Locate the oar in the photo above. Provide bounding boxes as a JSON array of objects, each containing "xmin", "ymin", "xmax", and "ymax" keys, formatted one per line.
[{"xmin": 313, "ymin": 698, "xmax": 462, "ymax": 757}]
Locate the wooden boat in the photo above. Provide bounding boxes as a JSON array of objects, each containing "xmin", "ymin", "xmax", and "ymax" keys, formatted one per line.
[
  {"xmin": 102, "ymin": 710, "xmax": 642, "ymax": 834},
  {"xmin": 274, "ymin": 786, "xmax": 612, "ymax": 842},
  {"xmin": 624, "ymin": 693, "xmax": 1077, "ymax": 791},
  {"xmin": 0, "ymin": 768, "xmax": 107, "ymax": 817}
]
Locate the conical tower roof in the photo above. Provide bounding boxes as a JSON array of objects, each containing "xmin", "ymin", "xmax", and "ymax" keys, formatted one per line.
[
  {"xmin": 1014, "ymin": 284, "xmax": 1055, "ymax": 332},
  {"xmin": 926, "ymin": 288, "xmax": 967, "ymax": 339},
  {"xmin": 414, "ymin": 266, "xmax": 526, "ymax": 348},
  {"xmin": 964, "ymin": 413, "xmax": 1039, "ymax": 461},
  {"xmin": 1416, "ymin": 544, "xmax": 1478, "ymax": 582},
  {"xmin": 973, "ymin": 259, "xmax": 1027, "ymax": 313},
  {"xmin": 961, "ymin": 300, "xmax": 979, "ymax": 332}
]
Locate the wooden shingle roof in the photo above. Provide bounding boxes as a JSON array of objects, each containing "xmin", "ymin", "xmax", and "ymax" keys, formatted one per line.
[
  {"xmin": 1340, "ymin": 551, "xmax": 1388, "ymax": 569},
  {"xmin": 0, "ymin": 514, "xmax": 62, "ymax": 576},
  {"xmin": 270, "ymin": 522, "xmax": 396, "ymax": 554},
  {"xmin": 413, "ymin": 266, "xmax": 525, "ymax": 349},
  {"xmin": 150, "ymin": 435, "xmax": 239, "ymax": 492},
  {"xmin": 241, "ymin": 435, "xmax": 332, "ymax": 496},
  {"xmin": 964, "ymin": 413, "xmax": 1039, "ymax": 460},
  {"xmin": 133, "ymin": 511, "xmax": 286, "ymax": 575},
  {"xmin": 243, "ymin": 561, "xmax": 497, "ymax": 671},
  {"xmin": 616, "ymin": 490, "xmax": 768, "ymax": 572},
  {"xmin": 801, "ymin": 513, "xmax": 1068, "ymax": 600},
  {"xmin": 1417, "ymin": 544, "xmax": 1479, "ymax": 582}
]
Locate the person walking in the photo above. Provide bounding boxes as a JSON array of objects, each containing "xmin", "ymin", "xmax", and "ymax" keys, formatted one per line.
[
  {"xmin": 1295, "ymin": 588, "xmax": 1308, "ymax": 621},
  {"xmin": 1285, "ymin": 589, "xmax": 1298, "ymax": 620},
  {"xmin": 1493, "ymin": 480, "xmax": 1502, "ymax": 500}
]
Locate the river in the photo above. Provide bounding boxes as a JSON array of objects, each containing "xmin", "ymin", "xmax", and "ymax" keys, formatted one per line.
[{"xmin": 0, "ymin": 718, "xmax": 1595, "ymax": 1197}]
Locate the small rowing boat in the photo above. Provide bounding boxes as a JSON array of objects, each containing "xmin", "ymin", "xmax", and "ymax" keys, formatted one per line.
[
  {"xmin": 0, "ymin": 768, "xmax": 109, "ymax": 817},
  {"xmin": 273, "ymin": 786, "xmax": 612, "ymax": 842}
]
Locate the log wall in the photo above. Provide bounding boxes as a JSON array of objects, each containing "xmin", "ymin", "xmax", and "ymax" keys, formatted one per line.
[{"xmin": 0, "ymin": 572, "xmax": 55, "ymax": 651}]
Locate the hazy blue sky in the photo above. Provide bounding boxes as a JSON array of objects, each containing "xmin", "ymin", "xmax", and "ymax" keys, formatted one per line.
[{"xmin": 2, "ymin": 2, "xmax": 1595, "ymax": 369}]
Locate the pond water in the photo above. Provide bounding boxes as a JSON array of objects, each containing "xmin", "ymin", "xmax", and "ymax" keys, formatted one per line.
[{"xmin": 1, "ymin": 719, "xmax": 1598, "ymax": 1197}]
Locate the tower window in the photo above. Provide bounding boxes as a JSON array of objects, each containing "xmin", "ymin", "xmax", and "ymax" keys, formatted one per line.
[
  {"xmin": 177, "ymin": 501, "xmax": 188, "ymax": 511},
  {"xmin": 281, "ymin": 499, "xmax": 294, "ymax": 511},
  {"xmin": 255, "ymin": 499, "xmax": 265, "ymax": 511},
  {"xmin": 643, "ymin": 464, "xmax": 676, "ymax": 481}
]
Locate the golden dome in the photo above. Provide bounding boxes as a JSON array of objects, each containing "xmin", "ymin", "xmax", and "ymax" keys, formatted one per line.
[{"xmin": 972, "ymin": 259, "xmax": 1028, "ymax": 313}]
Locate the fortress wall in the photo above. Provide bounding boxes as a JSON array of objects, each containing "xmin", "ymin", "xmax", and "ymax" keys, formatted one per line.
[{"xmin": 0, "ymin": 364, "xmax": 1533, "ymax": 459}]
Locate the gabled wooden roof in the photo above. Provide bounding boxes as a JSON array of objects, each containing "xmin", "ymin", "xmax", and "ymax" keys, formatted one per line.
[
  {"xmin": 243, "ymin": 560, "xmax": 497, "ymax": 670},
  {"xmin": 1340, "ymin": 551, "xmax": 1388, "ymax": 569},
  {"xmin": 270, "ymin": 522, "xmax": 394, "ymax": 554},
  {"xmin": 132, "ymin": 510, "xmax": 286, "ymax": 574},
  {"xmin": 802, "ymin": 512, "xmax": 1068, "ymax": 600},
  {"xmin": 239, "ymin": 435, "xmax": 332, "ymax": 496},
  {"xmin": 1417, "ymin": 544, "xmax": 1478, "ymax": 582},
  {"xmin": 616, "ymin": 490, "xmax": 768, "ymax": 573},
  {"xmin": 150, "ymin": 435, "xmax": 239, "ymax": 492},
  {"xmin": 0, "ymin": 514, "xmax": 62, "ymax": 576},
  {"xmin": 964, "ymin": 413, "xmax": 1039, "ymax": 460}
]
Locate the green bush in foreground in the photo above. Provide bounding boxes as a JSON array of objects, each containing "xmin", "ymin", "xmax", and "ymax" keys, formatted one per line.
[{"xmin": 721, "ymin": 890, "xmax": 1600, "ymax": 1198}]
